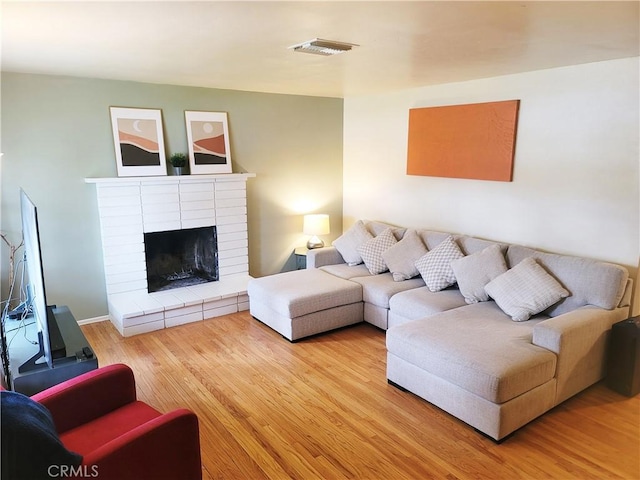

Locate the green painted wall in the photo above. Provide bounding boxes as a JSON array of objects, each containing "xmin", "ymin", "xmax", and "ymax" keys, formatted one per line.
[{"xmin": 0, "ymin": 73, "xmax": 343, "ymax": 320}]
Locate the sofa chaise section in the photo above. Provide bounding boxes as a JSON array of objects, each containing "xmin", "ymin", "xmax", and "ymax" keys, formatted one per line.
[
  {"xmin": 386, "ymin": 242, "xmax": 632, "ymax": 440},
  {"xmin": 247, "ymin": 268, "xmax": 363, "ymax": 341},
  {"xmin": 386, "ymin": 302, "xmax": 559, "ymax": 440}
]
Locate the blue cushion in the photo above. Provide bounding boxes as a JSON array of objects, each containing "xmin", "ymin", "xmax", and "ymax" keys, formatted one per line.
[{"xmin": 1, "ymin": 390, "xmax": 82, "ymax": 480}]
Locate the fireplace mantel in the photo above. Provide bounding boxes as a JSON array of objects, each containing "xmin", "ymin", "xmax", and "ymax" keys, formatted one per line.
[
  {"xmin": 85, "ymin": 173, "xmax": 255, "ymax": 185},
  {"xmin": 86, "ymin": 173, "xmax": 255, "ymax": 336}
]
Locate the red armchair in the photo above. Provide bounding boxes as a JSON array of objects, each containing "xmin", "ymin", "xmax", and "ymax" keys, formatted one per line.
[{"xmin": 30, "ymin": 363, "xmax": 202, "ymax": 480}]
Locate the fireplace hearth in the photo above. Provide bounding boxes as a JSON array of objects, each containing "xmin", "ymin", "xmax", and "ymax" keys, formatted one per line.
[{"xmin": 144, "ymin": 226, "xmax": 218, "ymax": 293}]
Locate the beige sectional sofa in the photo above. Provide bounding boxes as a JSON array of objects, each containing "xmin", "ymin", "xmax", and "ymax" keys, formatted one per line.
[{"xmin": 247, "ymin": 220, "xmax": 632, "ymax": 440}]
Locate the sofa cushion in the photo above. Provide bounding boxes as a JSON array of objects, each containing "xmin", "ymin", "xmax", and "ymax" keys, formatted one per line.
[
  {"xmin": 247, "ymin": 269, "xmax": 362, "ymax": 318},
  {"xmin": 454, "ymin": 235, "xmax": 507, "ymax": 256},
  {"xmin": 450, "ymin": 244, "xmax": 508, "ymax": 304},
  {"xmin": 332, "ymin": 220, "xmax": 373, "ymax": 266},
  {"xmin": 416, "ymin": 230, "xmax": 452, "ymax": 250},
  {"xmin": 367, "ymin": 221, "xmax": 405, "ymax": 238},
  {"xmin": 415, "ymin": 236, "xmax": 464, "ymax": 292},
  {"xmin": 388, "ymin": 286, "xmax": 467, "ymax": 323},
  {"xmin": 351, "ymin": 273, "xmax": 425, "ymax": 309},
  {"xmin": 319, "ymin": 263, "xmax": 371, "ymax": 280},
  {"xmin": 507, "ymin": 245, "xmax": 629, "ymax": 316},
  {"xmin": 382, "ymin": 229, "xmax": 428, "ymax": 281},
  {"xmin": 358, "ymin": 228, "xmax": 398, "ymax": 275},
  {"xmin": 386, "ymin": 302, "xmax": 556, "ymax": 403},
  {"xmin": 485, "ymin": 257, "xmax": 570, "ymax": 322},
  {"xmin": 60, "ymin": 400, "xmax": 161, "ymax": 455}
]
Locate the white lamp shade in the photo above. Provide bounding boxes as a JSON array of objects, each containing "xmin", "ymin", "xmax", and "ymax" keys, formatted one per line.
[{"xmin": 303, "ymin": 214, "xmax": 330, "ymax": 236}]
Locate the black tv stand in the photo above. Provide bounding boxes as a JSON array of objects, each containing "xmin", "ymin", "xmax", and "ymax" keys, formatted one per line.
[
  {"xmin": 5, "ymin": 306, "xmax": 98, "ymax": 395},
  {"xmin": 17, "ymin": 304, "xmax": 67, "ymax": 375},
  {"xmin": 18, "ymin": 330, "xmax": 46, "ymax": 373}
]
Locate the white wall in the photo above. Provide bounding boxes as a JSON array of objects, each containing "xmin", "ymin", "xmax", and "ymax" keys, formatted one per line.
[{"xmin": 343, "ymin": 58, "xmax": 639, "ymax": 312}]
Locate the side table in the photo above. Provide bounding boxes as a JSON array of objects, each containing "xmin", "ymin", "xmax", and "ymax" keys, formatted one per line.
[
  {"xmin": 294, "ymin": 247, "xmax": 309, "ymax": 270},
  {"xmin": 607, "ymin": 316, "xmax": 640, "ymax": 397}
]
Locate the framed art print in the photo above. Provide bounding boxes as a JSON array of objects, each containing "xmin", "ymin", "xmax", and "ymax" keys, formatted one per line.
[
  {"xmin": 109, "ymin": 107, "xmax": 167, "ymax": 177},
  {"xmin": 185, "ymin": 111, "xmax": 232, "ymax": 174}
]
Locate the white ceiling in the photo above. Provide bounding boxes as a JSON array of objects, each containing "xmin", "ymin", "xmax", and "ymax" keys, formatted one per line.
[{"xmin": 2, "ymin": 1, "xmax": 639, "ymax": 98}]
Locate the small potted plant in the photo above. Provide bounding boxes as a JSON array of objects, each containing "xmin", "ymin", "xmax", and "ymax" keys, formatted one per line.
[{"xmin": 169, "ymin": 153, "xmax": 188, "ymax": 176}]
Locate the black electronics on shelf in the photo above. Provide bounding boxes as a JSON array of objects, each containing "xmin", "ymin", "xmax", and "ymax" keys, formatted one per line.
[{"xmin": 4, "ymin": 306, "xmax": 98, "ymax": 396}]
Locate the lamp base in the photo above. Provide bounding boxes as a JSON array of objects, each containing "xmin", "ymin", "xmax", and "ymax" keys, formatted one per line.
[{"xmin": 306, "ymin": 236, "xmax": 325, "ymax": 249}]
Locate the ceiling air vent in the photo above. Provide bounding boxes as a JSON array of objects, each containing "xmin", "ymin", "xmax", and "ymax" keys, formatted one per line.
[{"xmin": 289, "ymin": 38, "xmax": 358, "ymax": 56}]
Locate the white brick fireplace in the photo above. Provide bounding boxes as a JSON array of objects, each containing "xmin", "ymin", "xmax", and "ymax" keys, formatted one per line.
[{"xmin": 86, "ymin": 173, "xmax": 255, "ymax": 336}]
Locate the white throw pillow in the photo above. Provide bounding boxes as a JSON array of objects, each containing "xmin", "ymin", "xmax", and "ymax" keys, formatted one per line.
[
  {"xmin": 332, "ymin": 220, "xmax": 373, "ymax": 266},
  {"xmin": 382, "ymin": 229, "xmax": 428, "ymax": 281},
  {"xmin": 484, "ymin": 257, "xmax": 570, "ymax": 322},
  {"xmin": 415, "ymin": 236, "xmax": 464, "ymax": 292},
  {"xmin": 450, "ymin": 244, "xmax": 507, "ymax": 304},
  {"xmin": 357, "ymin": 228, "xmax": 398, "ymax": 275}
]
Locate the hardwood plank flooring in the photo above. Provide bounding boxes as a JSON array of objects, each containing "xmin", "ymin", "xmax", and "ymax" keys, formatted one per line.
[{"xmin": 81, "ymin": 313, "xmax": 640, "ymax": 480}]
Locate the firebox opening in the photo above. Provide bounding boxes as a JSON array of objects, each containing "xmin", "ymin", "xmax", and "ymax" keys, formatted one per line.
[{"xmin": 144, "ymin": 226, "xmax": 218, "ymax": 293}]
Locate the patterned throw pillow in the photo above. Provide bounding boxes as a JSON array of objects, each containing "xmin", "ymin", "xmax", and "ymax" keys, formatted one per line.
[
  {"xmin": 357, "ymin": 228, "xmax": 398, "ymax": 275},
  {"xmin": 484, "ymin": 257, "xmax": 570, "ymax": 322},
  {"xmin": 332, "ymin": 220, "xmax": 373, "ymax": 266},
  {"xmin": 415, "ymin": 236, "xmax": 464, "ymax": 292}
]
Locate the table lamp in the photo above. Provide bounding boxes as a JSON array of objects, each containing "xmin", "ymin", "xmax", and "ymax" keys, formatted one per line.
[{"xmin": 303, "ymin": 214, "xmax": 330, "ymax": 249}]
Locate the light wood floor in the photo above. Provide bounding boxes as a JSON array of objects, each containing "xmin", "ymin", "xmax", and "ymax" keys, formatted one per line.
[{"xmin": 81, "ymin": 312, "xmax": 640, "ymax": 480}]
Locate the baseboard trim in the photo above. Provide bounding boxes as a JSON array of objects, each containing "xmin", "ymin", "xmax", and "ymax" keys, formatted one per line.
[{"xmin": 77, "ymin": 315, "xmax": 109, "ymax": 326}]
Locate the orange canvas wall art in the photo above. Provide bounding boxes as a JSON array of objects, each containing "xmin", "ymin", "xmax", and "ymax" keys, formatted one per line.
[{"xmin": 407, "ymin": 100, "xmax": 520, "ymax": 182}]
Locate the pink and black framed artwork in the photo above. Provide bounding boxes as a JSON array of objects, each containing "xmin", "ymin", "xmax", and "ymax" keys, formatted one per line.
[{"xmin": 109, "ymin": 107, "xmax": 167, "ymax": 177}]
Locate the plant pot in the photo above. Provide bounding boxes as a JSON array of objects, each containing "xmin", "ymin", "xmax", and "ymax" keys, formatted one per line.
[{"xmin": 171, "ymin": 166, "xmax": 186, "ymax": 176}]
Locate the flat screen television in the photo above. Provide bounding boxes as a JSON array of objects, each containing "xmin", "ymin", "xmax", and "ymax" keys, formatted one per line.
[{"xmin": 19, "ymin": 189, "xmax": 66, "ymax": 372}]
